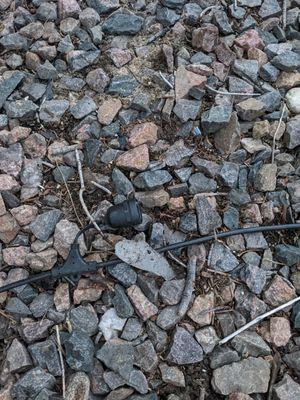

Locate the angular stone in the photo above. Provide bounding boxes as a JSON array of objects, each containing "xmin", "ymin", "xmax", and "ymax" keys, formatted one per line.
[
  {"xmin": 102, "ymin": 13, "xmax": 144, "ymax": 35},
  {"xmin": 254, "ymin": 163, "xmax": 277, "ymax": 192},
  {"xmin": 73, "ymin": 278, "xmax": 103, "ymax": 304},
  {"xmin": 65, "ymin": 330, "xmax": 94, "ymax": 372},
  {"xmin": 0, "ymin": 33, "xmax": 29, "ymax": 51},
  {"xmin": 159, "ymin": 363, "xmax": 185, "ymax": 387},
  {"xmin": 29, "ymin": 293, "xmax": 54, "ymax": 318},
  {"xmin": 159, "ymin": 279, "xmax": 185, "ymax": 305},
  {"xmin": 195, "ymin": 195, "xmax": 222, "ymax": 235},
  {"xmin": 9, "ymin": 205, "xmax": 37, "ymax": 227},
  {"xmin": 109, "ymin": 48, "xmax": 132, "ymax": 68},
  {"xmin": 11, "ymin": 367, "xmax": 56, "ymax": 399},
  {"xmin": 173, "ymin": 99, "xmax": 201, "ymax": 122},
  {"xmin": 269, "ymin": 317, "xmax": 291, "ymax": 347},
  {"xmin": 29, "ymin": 210, "xmax": 62, "ymax": 242},
  {"xmin": 65, "ymin": 372, "xmax": 90, "ymax": 400},
  {"xmin": 188, "ymin": 292, "xmax": 214, "ymax": 327},
  {"xmin": 133, "ymin": 170, "xmax": 172, "ymax": 190},
  {"xmin": 175, "ymin": 66, "xmax": 206, "ymax": 100},
  {"xmin": 156, "ymin": 6, "xmax": 180, "ymax": 27},
  {"xmin": 70, "ymin": 304, "xmax": 98, "ymax": 336},
  {"xmin": 54, "ymin": 219, "xmax": 86, "ymax": 259},
  {"xmin": 40, "ymin": 100, "xmax": 69, "ymax": 123},
  {"xmin": 66, "ymin": 50, "xmax": 100, "ymax": 72},
  {"xmin": 275, "ymin": 244, "xmax": 300, "ymax": 266},
  {"xmin": 99, "ymin": 308, "xmax": 126, "ymax": 340},
  {"xmin": 5, "ymin": 100, "xmax": 38, "ymax": 121},
  {"xmin": 28, "ymin": 339, "xmax": 61, "ymax": 376},
  {"xmin": 273, "ymin": 374, "xmax": 300, "ymax": 400},
  {"xmin": 259, "ymin": 0, "xmax": 281, "ymax": 19},
  {"xmin": 233, "ymin": 59, "xmax": 259, "ymax": 82},
  {"xmin": 195, "ymin": 326, "xmax": 219, "ymax": 354},
  {"xmin": 240, "ymin": 263, "xmax": 267, "ymax": 295},
  {"xmin": 0, "ymin": 71, "xmax": 25, "ymax": 109},
  {"xmin": 96, "ymin": 339, "xmax": 134, "ymax": 373},
  {"xmin": 208, "ymin": 242, "xmax": 239, "ymax": 272},
  {"xmin": 192, "ymin": 24, "xmax": 219, "ymax": 52},
  {"xmin": 263, "ymin": 275, "xmax": 296, "ymax": 307},
  {"xmin": 210, "ymin": 347, "xmax": 240, "ymax": 369},
  {"xmin": 127, "ymin": 285, "xmax": 158, "ymax": 320},
  {"xmin": 26, "ymin": 248, "xmax": 57, "ymax": 272},
  {"xmin": 121, "ymin": 317, "xmax": 142, "ymax": 341},
  {"xmin": 54, "ymin": 282, "xmax": 70, "ymax": 312},
  {"xmin": 235, "ymin": 29, "xmax": 264, "ymax": 50},
  {"xmin": 0, "ymin": 213, "xmax": 20, "ymax": 244},
  {"xmin": 6, "ymin": 338, "xmax": 32, "ymax": 373},
  {"xmin": 98, "ymin": 98, "xmax": 122, "ymax": 125},
  {"xmin": 271, "ymin": 51, "xmax": 300, "ymax": 72},
  {"xmin": 116, "ymin": 145, "xmax": 149, "ymax": 172},
  {"xmin": 128, "ymin": 122, "xmax": 158, "ymax": 148},
  {"xmin": 70, "ymin": 95, "xmax": 96, "ymax": 120},
  {"xmin": 212, "ymin": 357, "xmax": 270, "ymax": 395},
  {"xmin": 86, "ymin": 68, "xmax": 110, "ymax": 93},
  {"xmin": 236, "ymin": 98, "xmax": 265, "ymax": 121},
  {"xmin": 162, "ymin": 139, "xmax": 194, "ymax": 167},
  {"xmin": 135, "ymin": 189, "xmax": 170, "ymax": 208},
  {"xmin": 107, "ymin": 74, "xmax": 138, "ymax": 97},
  {"xmin": 232, "ymin": 331, "xmax": 271, "ymax": 357},
  {"xmin": 189, "ymin": 173, "xmax": 217, "ymax": 194},
  {"xmin": 166, "ymin": 327, "xmax": 203, "ymax": 364},
  {"xmin": 113, "ymin": 284, "xmax": 134, "ymax": 318},
  {"xmin": 201, "ymin": 105, "xmax": 232, "ymax": 134},
  {"xmin": 135, "ymin": 340, "xmax": 158, "ymax": 372},
  {"xmin": 285, "ymin": 115, "xmax": 300, "ymax": 149}
]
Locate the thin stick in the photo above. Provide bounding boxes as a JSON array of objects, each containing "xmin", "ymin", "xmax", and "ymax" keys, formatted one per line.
[
  {"xmin": 219, "ymin": 295, "xmax": 300, "ymax": 345},
  {"xmin": 159, "ymin": 72, "xmax": 174, "ymax": 89},
  {"xmin": 55, "ymin": 162, "xmax": 83, "ymax": 227},
  {"xmin": 200, "ymin": 5, "xmax": 221, "ymax": 18},
  {"xmin": 91, "ymin": 181, "xmax": 112, "ymax": 195},
  {"xmin": 52, "ymin": 144, "xmax": 81, "ymax": 156},
  {"xmin": 55, "ymin": 325, "xmax": 66, "ymax": 399},
  {"xmin": 75, "ymin": 149, "xmax": 105, "ymax": 237},
  {"xmin": 178, "ymin": 256, "xmax": 197, "ymax": 317},
  {"xmin": 206, "ymin": 84, "xmax": 261, "ymax": 97},
  {"xmin": 167, "ymin": 251, "xmax": 187, "ymax": 269},
  {"xmin": 282, "ymin": 0, "xmax": 287, "ymax": 30},
  {"xmin": 271, "ymin": 103, "xmax": 286, "ymax": 164},
  {"xmin": 233, "ymin": 0, "xmax": 237, "ymax": 11}
]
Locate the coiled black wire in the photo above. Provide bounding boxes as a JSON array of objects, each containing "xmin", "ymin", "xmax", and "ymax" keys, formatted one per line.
[{"xmin": 0, "ymin": 223, "xmax": 299, "ymax": 293}]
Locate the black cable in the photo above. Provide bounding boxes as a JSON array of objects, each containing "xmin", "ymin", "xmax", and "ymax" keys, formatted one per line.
[{"xmin": 1, "ymin": 223, "xmax": 300, "ymax": 293}]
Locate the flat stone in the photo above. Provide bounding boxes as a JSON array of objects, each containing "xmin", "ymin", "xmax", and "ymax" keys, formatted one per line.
[
  {"xmin": 189, "ymin": 173, "xmax": 217, "ymax": 194},
  {"xmin": 5, "ymin": 100, "xmax": 38, "ymax": 121},
  {"xmin": 66, "ymin": 50, "xmax": 100, "ymax": 72},
  {"xmin": 70, "ymin": 95, "xmax": 97, "ymax": 119},
  {"xmin": 29, "ymin": 292, "xmax": 54, "ymax": 318},
  {"xmin": 73, "ymin": 278, "xmax": 103, "ymax": 304},
  {"xmin": 208, "ymin": 242, "xmax": 239, "ymax": 272},
  {"xmin": 133, "ymin": 170, "xmax": 172, "ymax": 190},
  {"xmin": 240, "ymin": 263, "xmax": 267, "ymax": 295},
  {"xmin": 275, "ymin": 244, "xmax": 300, "ymax": 266},
  {"xmin": 273, "ymin": 374, "xmax": 300, "ymax": 400},
  {"xmin": 263, "ymin": 275, "xmax": 296, "ymax": 307},
  {"xmin": 233, "ymin": 59, "xmax": 259, "ymax": 82},
  {"xmin": 156, "ymin": 6, "xmax": 180, "ymax": 27},
  {"xmin": 109, "ymin": 48, "xmax": 132, "ymax": 68},
  {"xmin": 65, "ymin": 330, "xmax": 94, "ymax": 372},
  {"xmin": 108, "ymin": 263, "xmax": 137, "ymax": 287},
  {"xmin": 236, "ymin": 98, "xmax": 266, "ymax": 121},
  {"xmin": 285, "ymin": 115, "xmax": 300, "ymax": 149},
  {"xmin": 195, "ymin": 195, "xmax": 222, "ymax": 235},
  {"xmin": 166, "ymin": 326, "xmax": 203, "ymax": 364},
  {"xmin": 11, "ymin": 367, "xmax": 56, "ymax": 399},
  {"xmin": 40, "ymin": 100, "xmax": 69, "ymax": 123},
  {"xmin": 87, "ymin": 0, "xmax": 119, "ymax": 14},
  {"xmin": 128, "ymin": 122, "xmax": 158, "ymax": 148},
  {"xmin": 98, "ymin": 98, "xmax": 122, "ymax": 125},
  {"xmin": 28, "ymin": 339, "xmax": 61, "ymax": 376},
  {"xmin": 173, "ymin": 99, "xmax": 201, "ymax": 122},
  {"xmin": 21, "ymin": 318, "xmax": 54, "ymax": 343},
  {"xmin": 271, "ymin": 51, "xmax": 300, "ymax": 71},
  {"xmin": 134, "ymin": 340, "xmax": 158, "ymax": 372},
  {"xmin": 6, "ymin": 338, "xmax": 32, "ymax": 373},
  {"xmin": 241, "ymin": 138, "xmax": 266, "ymax": 154},
  {"xmin": 65, "ymin": 372, "xmax": 90, "ymax": 400},
  {"xmin": 213, "ymin": 10, "xmax": 233, "ymax": 35},
  {"xmin": 269, "ymin": 317, "xmax": 291, "ymax": 347},
  {"xmin": 235, "ymin": 29, "xmax": 264, "ymax": 50},
  {"xmin": 116, "ymin": 144, "xmax": 149, "ymax": 171},
  {"xmin": 212, "ymin": 357, "xmax": 270, "ymax": 395},
  {"xmin": 210, "ymin": 347, "xmax": 240, "ymax": 369},
  {"xmin": 188, "ymin": 292, "xmax": 214, "ymax": 327},
  {"xmin": 214, "ymin": 112, "xmax": 241, "ymax": 156},
  {"xmin": 232, "ymin": 331, "xmax": 271, "ymax": 357},
  {"xmin": 259, "ymin": 0, "xmax": 281, "ymax": 19},
  {"xmin": 108, "ymin": 74, "xmax": 138, "ymax": 97},
  {"xmin": 175, "ymin": 66, "xmax": 206, "ymax": 100},
  {"xmin": 162, "ymin": 139, "xmax": 194, "ymax": 167},
  {"xmin": 121, "ymin": 317, "xmax": 143, "ymax": 341},
  {"xmin": 159, "ymin": 363, "xmax": 185, "ymax": 387},
  {"xmin": 135, "ymin": 188, "xmax": 170, "ymax": 208},
  {"xmin": 102, "ymin": 13, "xmax": 144, "ymax": 35},
  {"xmin": 96, "ymin": 339, "xmax": 134, "ymax": 373},
  {"xmin": 0, "ymin": 33, "xmax": 29, "ymax": 51},
  {"xmin": 127, "ymin": 285, "xmax": 158, "ymax": 320},
  {"xmin": 159, "ymin": 279, "xmax": 185, "ymax": 305},
  {"xmin": 113, "ymin": 284, "xmax": 134, "ymax": 318},
  {"xmin": 29, "ymin": 209, "xmax": 62, "ymax": 242},
  {"xmin": 99, "ymin": 308, "xmax": 127, "ymax": 340}
]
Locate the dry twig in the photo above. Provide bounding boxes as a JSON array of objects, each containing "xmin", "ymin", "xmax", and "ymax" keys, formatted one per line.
[
  {"xmin": 206, "ymin": 84, "xmax": 261, "ymax": 97},
  {"xmin": 167, "ymin": 251, "xmax": 187, "ymax": 269},
  {"xmin": 282, "ymin": 0, "xmax": 287, "ymax": 30},
  {"xmin": 178, "ymin": 256, "xmax": 197, "ymax": 317},
  {"xmin": 91, "ymin": 181, "xmax": 112, "ymax": 196},
  {"xmin": 75, "ymin": 149, "xmax": 105, "ymax": 237},
  {"xmin": 52, "ymin": 144, "xmax": 81, "ymax": 156},
  {"xmin": 159, "ymin": 71, "xmax": 174, "ymax": 89},
  {"xmin": 271, "ymin": 103, "xmax": 286, "ymax": 164},
  {"xmin": 55, "ymin": 325, "xmax": 66, "ymax": 399},
  {"xmin": 219, "ymin": 295, "xmax": 300, "ymax": 345}
]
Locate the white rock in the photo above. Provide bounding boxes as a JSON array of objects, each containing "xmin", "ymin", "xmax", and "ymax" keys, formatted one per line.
[
  {"xmin": 99, "ymin": 308, "xmax": 127, "ymax": 341},
  {"xmin": 286, "ymin": 87, "xmax": 300, "ymax": 113}
]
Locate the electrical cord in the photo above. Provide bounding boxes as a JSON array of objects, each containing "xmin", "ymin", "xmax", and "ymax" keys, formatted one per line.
[{"xmin": 0, "ymin": 223, "xmax": 299, "ymax": 293}]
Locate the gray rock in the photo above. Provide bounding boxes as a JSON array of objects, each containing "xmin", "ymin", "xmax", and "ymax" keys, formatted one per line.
[
  {"xmin": 260, "ymin": 62, "xmax": 280, "ymax": 82},
  {"xmin": 21, "ymin": 82, "xmax": 47, "ymax": 102},
  {"xmin": 212, "ymin": 357, "xmax": 270, "ymax": 395},
  {"xmin": 21, "ymin": 318, "xmax": 54, "ymax": 343},
  {"xmin": 121, "ymin": 318, "xmax": 143, "ymax": 341},
  {"xmin": 275, "ymin": 245, "xmax": 300, "ymax": 266},
  {"xmin": 0, "ymin": 33, "xmax": 29, "ymax": 51},
  {"xmin": 80, "ymin": 7, "xmax": 100, "ymax": 28},
  {"xmin": 191, "ymin": 157, "xmax": 220, "ymax": 178},
  {"xmin": 166, "ymin": 327, "xmax": 203, "ymax": 365},
  {"xmin": 65, "ymin": 330, "xmax": 95, "ymax": 372},
  {"xmin": 0, "ymin": 143, "xmax": 23, "ymax": 177},
  {"xmin": 162, "ymin": 0, "xmax": 186, "ymax": 8},
  {"xmin": 5, "ymin": 99, "xmax": 38, "ymax": 120},
  {"xmin": 240, "ymin": 263, "xmax": 267, "ymax": 295},
  {"xmin": 146, "ymin": 320, "xmax": 168, "ymax": 352},
  {"xmin": 189, "ymin": 173, "xmax": 217, "ymax": 194},
  {"xmin": 137, "ymin": 274, "xmax": 159, "ymax": 304},
  {"xmin": 244, "ymin": 225, "xmax": 268, "ymax": 249},
  {"xmin": 159, "ymin": 279, "xmax": 185, "ymax": 306},
  {"xmin": 285, "ymin": 115, "xmax": 300, "ymax": 150},
  {"xmin": 210, "ymin": 347, "xmax": 240, "ymax": 369},
  {"xmin": 36, "ymin": 2, "xmax": 57, "ymax": 20},
  {"xmin": 6, "ymin": 338, "xmax": 32, "ymax": 373},
  {"xmin": 283, "ymin": 350, "xmax": 300, "ymax": 374},
  {"xmin": 214, "ymin": 112, "xmax": 241, "ymax": 156},
  {"xmin": 217, "ymin": 162, "xmax": 239, "ymax": 188},
  {"xmin": 113, "ymin": 284, "xmax": 134, "ymax": 318},
  {"xmin": 156, "ymin": 305, "xmax": 181, "ymax": 330},
  {"xmin": 233, "ymin": 59, "xmax": 259, "ymax": 82},
  {"xmin": 30, "ymin": 209, "xmax": 62, "ymax": 241},
  {"xmin": 254, "ymin": 163, "xmax": 277, "ymax": 192},
  {"xmin": 229, "ymin": 4, "xmax": 246, "ymax": 18},
  {"xmin": 239, "ymin": 0, "xmax": 262, "ymax": 6},
  {"xmin": 59, "ymin": 75, "xmax": 85, "ymax": 92},
  {"xmin": 125, "ymin": 369, "xmax": 149, "ymax": 394},
  {"xmin": 70, "ymin": 95, "xmax": 97, "ymax": 119},
  {"xmin": 195, "ymin": 195, "xmax": 222, "ymax": 235},
  {"xmin": 179, "ymin": 212, "xmax": 198, "ymax": 233},
  {"xmin": 224, "ymin": 206, "xmax": 239, "ymax": 230},
  {"xmin": 208, "ymin": 242, "xmax": 239, "ymax": 272},
  {"xmin": 213, "ymin": 10, "xmax": 233, "ymax": 34},
  {"xmin": 163, "ymin": 139, "xmax": 194, "ymax": 167},
  {"xmin": 0, "ymin": 114, "xmax": 8, "ymax": 128},
  {"xmin": 232, "ymin": 331, "xmax": 271, "ymax": 357},
  {"xmin": 53, "ymin": 165, "xmax": 75, "ymax": 184},
  {"xmin": 102, "ymin": 12, "xmax": 144, "ymax": 35},
  {"xmin": 112, "ymin": 168, "xmax": 134, "ymax": 196},
  {"xmin": 195, "ymin": 327, "xmax": 219, "ymax": 354},
  {"xmin": 58, "ymin": 35, "xmax": 75, "ymax": 54},
  {"xmin": 37, "ymin": 60, "xmax": 58, "ymax": 80},
  {"xmin": 11, "ymin": 367, "xmax": 56, "ymax": 400},
  {"xmin": 108, "ymin": 263, "xmax": 137, "ymax": 287},
  {"xmin": 107, "ymin": 74, "xmax": 138, "ymax": 97},
  {"xmin": 0, "ymin": 71, "xmax": 25, "ymax": 109},
  {"xmin": 115, "ymin": 239, "xmax": 175, "ymax": 280},
  {"xmin": 6, "ymin": 297, "xmax": 31, "ymax": 317},
  {"xmin": 174, "ymin": 167, "xmax": 192, "ymax": 182},
  {"xmin": 259, "ymin": 0, "xmax": 281, "ymax": 19},
  {"xmin": 273, "ymin": 374, "xmax": 300, "ymax": 400},
  {"xmin": 69, "ymin": 304, "xmax": 98, "ymax": 336},
  {"xmin": 40, "ymin": 100, "xmax": 69, "ymax": 123},
  {"xmin": 66, "ymin": 50, "xmax": 100, "ymax": 72},
  {"xmin": 133, "ymin": 170, "xmax": 172, "ymax": 190},
  {"xmin": 96, "ymin": 339, "xmax": 134, "ymax": 373},
  {"xmin": 173, "ymin": 99, "xmax": 201, "ymax": 122},
  {"xmin": 201, "ymin": 105, "xmax": 232, "ymax": 134},
  {"xmin": 29, "ymin": 293, "xmax": 54, "ymax": 318},
  {"xmin": 134, "ymin": 340, "xmax": 158, "ymax": 372},
  {"xmin": 28, "ymin": 339, "xmax": 61, "ymax": 376},
  {"xmin": 156, "ymin": 6, "xmax": 180, "ymax": 26},
  {"xmin": 65, "ymin": 372, "xmax": 90, "ymax": 400},
  {"xmin": 89, "ymin": 24, "xmax": 103, "ymax": 44},
  {"xmin": 271, "ymin": 51, "xmax": 300, "ymax": 71},
  {"xmin": 85, "ymin": 139, "xmax": 101, "ymax": 167},
  {"xmin": 87, "ymin": 0, "xmax": 120, "ymax": 14},
  {"xmin": 229, "ymin": 189, "xmax": 251, "ymax": 206}
]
